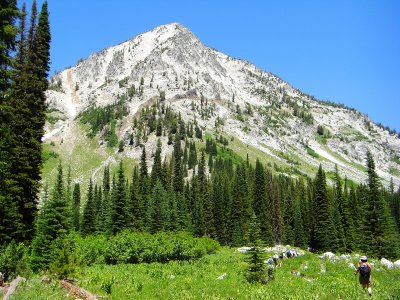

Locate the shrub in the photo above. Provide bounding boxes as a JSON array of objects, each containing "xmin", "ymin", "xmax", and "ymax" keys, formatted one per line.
[
  {"xmin": 0, "ymin": 241, "xmax": 30, "ymax": 279},
  {"xmin": 48, "ymin": 236, "xmax": 78, "ymax": 279},
  {"xmin": 74, "ymin": 231, "xmax": 219, "ymax": 266}
]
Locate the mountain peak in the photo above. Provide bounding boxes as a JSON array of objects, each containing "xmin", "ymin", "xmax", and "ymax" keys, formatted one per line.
[
  {"xmin": 139, "ymin": 22, "xmax": 194, "ymax": 42},
  {"xmin": 46, "ymin": 23, "xmax": 400, "ymax": 188}
]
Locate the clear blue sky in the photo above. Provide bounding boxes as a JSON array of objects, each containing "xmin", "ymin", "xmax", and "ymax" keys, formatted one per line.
[{"xmin": 24, "ymin": 0, "xmax": 400, "ymax": 131}]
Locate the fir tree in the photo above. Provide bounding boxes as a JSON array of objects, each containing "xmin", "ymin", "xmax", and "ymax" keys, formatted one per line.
[
  {"xmin": 72, "ymin": 183, "xmax": 81, "ymax": 231},
  {"xmin": 312, "ymin": 165, "xmax": 336, "ymax": 252},
  {"xmin": 81, "ymin": 178, "xmax": 95, "ymax": 235},
  {"xmin": 191, "ymin": 177, "xmax": 205, "ymax": 236},
  {"xmin": 151, "ymin": 139, "xmax": 162, "ymax": 185},
  {"xmin": 198, "ymin": 151, "xmax": 215, "ymax": 237},
  {"xmin": 0, "ymin": 0, "xmax": 18, "ymax": 100},
  {"xmin": 333, "ymin": 166, "xmax": 352, "ymax": 252},
  {"xmin": 176, "ymin": 190, "xmax": 190, "ymax": 231},
  {"xmin": 99, "ymin": 165, "xmax": 111, "ymax": 232},
  {"xmin": 188, "ymin": 141, "xmax": 197, "ymax": 170},
  {"xmin": 281, "ymin": 178, "xmax": 295, "ymax": 245},
  {"xmin": 253, "ymin": 159, "xmax": 273, "ymax": 245},
  {"xmin": 293, "ymin": 179, "xmax": 307, "ymax": 248},
  {"xmin": 363, "ymin": 150, "xmax": 400, "ymax": 258},
  {"xmin": 6, "ymin": 0, "xmax": 51, "ymax": 241},
  {"xmin": 229, "ymin": 164, "xmax": 247, "ymax": 246},
  {"xmin": 31, "ymin": 162, "xmax": 70, "ymax": 270},
  {"xmin": 149, "ymin": 180, "xmax": 168, "ymax": 232},
  {"xmin": 110, "ymin": 161, "xmax": 128, "ymax": 234},
  {"xmin": 94, "ymin": 185, "xmax": 103, "ymax": 233},
  {"xmin": 173, "ymin": 136, "xmax": 184, "ymax": 194},
  {"xmin": 139, "ymin": 146, "xmax": 148, "ymax": 196}
]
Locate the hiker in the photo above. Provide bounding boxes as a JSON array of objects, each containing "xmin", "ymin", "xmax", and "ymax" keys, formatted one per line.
[
  {"xmin": 273, "ymin": 254, "xmax": 281, "ymax": 268},
  {"xmin": 354, "ymin": 256, "xmax": 372, "ymax": 296}
]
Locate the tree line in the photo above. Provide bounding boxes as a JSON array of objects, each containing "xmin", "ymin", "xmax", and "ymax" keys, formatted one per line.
[{"xmin": 30, "ymin": 136, "xmax": 400, "ymax": 270}]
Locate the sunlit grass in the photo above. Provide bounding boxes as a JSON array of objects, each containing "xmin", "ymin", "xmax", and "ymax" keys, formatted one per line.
[{"xmin": 14, "ymin": 248, "xmax": 400, "ymax": 299}]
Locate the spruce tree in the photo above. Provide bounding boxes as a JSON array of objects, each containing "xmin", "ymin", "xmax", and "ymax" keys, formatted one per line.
[
  {"xmin": 363, "ymin": 151, "xmax": 400, "ymax": 258},
  {"xmin": 72, "ymin": 183, "xmax": 81, "ymax": 231},
  {"xmin": 212, "ymin": 172, "xmax": 230, "ymax": 245},
  {"xmin": 312, "ymin": 165, "xmax": 336, "ymax": 252},
  {"xmin": 253, "ymin": 160, "xmax": 273, "ymax": 245},
  {"xmin": 281, "ymin": 178, "xmax": 295, "ymax": 245},
  {"xmin": 333, "ymin": 167, "xmax": 353, "ymax": 252},
  {"xmin": 110, "ymin": 161, "xmax": 128, "ymax": 234},
  {"xmin": 293, "ymin": 195, "xmax": 306, "ymax": 248},
  {"xmin": 176, "ymin": 189, "xmax": 190, "ymax": 231},
  {"xmin": 191, "ymin": 177, "xmax": 205, "ymax": 236},
  {"xmin": 0, "ymin": 0, "xmax": 18, "ymax": 100},
  {"xmin": 173, "ymin": 135, "xmax": 184, "ymax": 194},
  {"xmin": 139, "ymin": 146, "xmax": 148, "ymax": 196},
  {"xmin": 31, "ymin": 162, "xmax": 70, "ymax": 270},
  {"xmin": 6, "ymin": 1, "xmax": 51, "ymax": 241},
  {"xmin": 0, "ymin": 2, "xmax": 26, "ymax": 243},
  {"xmin": 81, "ymin": 178, "xmax": 95, "ymax": 235},
  {"xmin": 99, "ymin": 165, "xmax": 111, "ymax": 232},
  {"xmin": 94, "ymin": 185, "xmax": 103, "ymax": 233},
  {"xmin": 151, "ymin": 139, "xmax": 162, "ymax": 185},
  {"xmin": 188, "ymin": 141, "xmax": 197, "ymax": 170},
  {"xmin": 198, "ymin": 151, "xmax": 215, "ymax": 238},
  {"xmin": 229, "ymin": 164, "xmax": 246, "ymax": 246},
  {"xmin": 128, "ymin": 166, "xmax": 144, "ymax": 230},
  {"xmin": 148, "ymin": 180, "xmax": 168, "ymax": 232}
]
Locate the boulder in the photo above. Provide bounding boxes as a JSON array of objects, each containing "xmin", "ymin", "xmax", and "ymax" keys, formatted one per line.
[
  {"xmin": 340, "ymin": 254, "xmax": 351, "ymax": 260},
  {"xmin": 236, "ymin": 247, "xmax": 252, "ymax": 253},
  {"xmin": 393, "ymin": 260, "xmax": 400, "ymax": 268},
  {"xmin": 319, "ymin": 252, "xmax": 336, "ymax": 260},
  {"xmin": 381, "ymin": 258, "xmax": 394, "ymax": 269},
  {"xmin": 217, "ymin": 273, "xmax": 227, "ymax": 280}
]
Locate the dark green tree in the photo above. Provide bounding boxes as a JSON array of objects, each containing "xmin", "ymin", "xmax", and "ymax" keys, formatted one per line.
[
  {"xmin": 128, "ymin": 166, "xmax": 144, "ymax": 230},
  {"xmin": 81, "ymin": 178, "xmax": 95, "ymax": 235},
  {"xmin": 173, "ymin": 135, "xmax": 184, "ymax": 194},
  {"xmin": 293, "ymin": 179, "xmax": 307, "ymax": 248},
  {"xmin": 151, "ymin": 139, "xmax": 163, "ymax": 185},
  {"xmin": 253, "ymin": 159, "xmax": 273, "ymax": 245},
  {"xmin": 312, "ymin": 165, "xmax": 336, "ymax": 252},
  {"xmin": 363, "ymin": 150, "xmax": 400, "ymax": 258},
  {"xmin": 6, "ymin": 1, "xmax": 51, "ymax": 241},
  {"xmin": 72, "ymin": 183, "xmax": 81, "ymax": 231},
  {"xmin": 30, "ymin": 162, "xmax": 70, "ymax": 270},
  {"xmin": 110, "ymin": 161, "xmax": 128, "ymax": 234}
]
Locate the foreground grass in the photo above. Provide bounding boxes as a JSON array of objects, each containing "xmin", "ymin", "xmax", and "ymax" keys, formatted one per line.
[{"xmin": 13, "ymin": 248, "xmax": 400, "ymax": 299}]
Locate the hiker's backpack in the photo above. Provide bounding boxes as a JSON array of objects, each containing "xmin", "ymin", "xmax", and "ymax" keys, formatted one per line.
[{"xmin": 359, "ymin": 263, "xmax": 371, "ymax": 277}]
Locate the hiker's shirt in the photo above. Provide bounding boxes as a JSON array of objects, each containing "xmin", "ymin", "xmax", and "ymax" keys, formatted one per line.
[{"xmin": 357, "ymin": 262, "xmax": 372, "ymax": 285}]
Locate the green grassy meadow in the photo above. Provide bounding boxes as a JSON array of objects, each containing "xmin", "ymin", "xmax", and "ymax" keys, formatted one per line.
[{"xmin": 13, "ymin": 248, "xmax": 400, "ymax": 299}]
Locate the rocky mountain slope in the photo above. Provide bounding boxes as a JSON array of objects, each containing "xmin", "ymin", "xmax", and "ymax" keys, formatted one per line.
[{"xmin": 43, "ymin": 22, "xmax": 400, "ymax": 187}]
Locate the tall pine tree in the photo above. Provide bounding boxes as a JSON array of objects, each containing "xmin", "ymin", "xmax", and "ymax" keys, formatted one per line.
[
  {"xmin": 363, "ymin": 150, "xmax": 400, "ymax": 258},
  {"xmin": 312, "ymin": 165, "xmax": 336, "ymax": 252}
]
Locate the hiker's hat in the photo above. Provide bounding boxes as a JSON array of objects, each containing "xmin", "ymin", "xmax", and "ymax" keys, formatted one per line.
[{"xmin": 360, "ymin": 256, "xmax": 368, "ymax": 262}]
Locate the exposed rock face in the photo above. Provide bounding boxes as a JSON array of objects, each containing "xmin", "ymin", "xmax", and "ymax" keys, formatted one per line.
[{"xmin": 45, "ymin": 22, "xmax": 400, "ymax": 186}]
